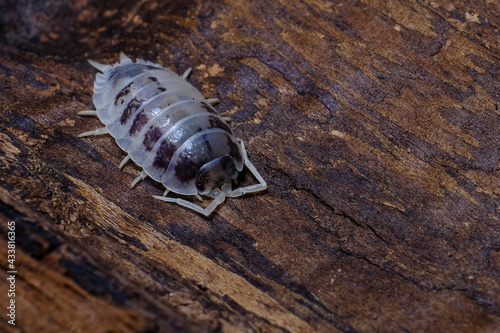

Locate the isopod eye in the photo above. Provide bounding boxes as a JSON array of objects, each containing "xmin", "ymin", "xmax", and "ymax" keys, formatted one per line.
[{"xmin": 195, "ymin": 156, "xmax": 238, "ymax": 195}]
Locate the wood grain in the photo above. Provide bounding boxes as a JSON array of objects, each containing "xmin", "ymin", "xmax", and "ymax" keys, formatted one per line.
[{"xmin": 1, "ymin": 0, "xmax": 499, "ymax": 332}]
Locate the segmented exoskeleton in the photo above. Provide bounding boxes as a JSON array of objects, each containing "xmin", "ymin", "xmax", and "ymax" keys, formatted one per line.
[{"xmin": 78, "ymin": 53, "xmax": 267, "ymax": 216}]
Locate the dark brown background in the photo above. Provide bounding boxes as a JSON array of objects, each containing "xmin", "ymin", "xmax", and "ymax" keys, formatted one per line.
[{"xmin": 1, "ymin": 0, "xmax": 499, "ymax": 332}]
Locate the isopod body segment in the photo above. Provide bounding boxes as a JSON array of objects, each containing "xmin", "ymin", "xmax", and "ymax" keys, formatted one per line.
[{"xmin": 78, "ymin": 53, "xmax": 267, "ymax": 216}]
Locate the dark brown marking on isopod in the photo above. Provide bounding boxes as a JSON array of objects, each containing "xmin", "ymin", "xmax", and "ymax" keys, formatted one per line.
[
  {"xmin": 200, "ymin": 101, "xmax": 217, "ymax": 114},
  {"xmin": 158, "ymin": 87, "xmax": 166, "ymax": 92},
  {"xmin": 195, "ymin": 168, "xmax": 210, "ymax": 191},
  {"xmin": 143, "ymin": 126, "xmax": 163, "ymax": 151},
  {"xmin": 201, "ymin": 132, "xmax": 214, "ymax": 155},
  {"xmin": 130, "ymin": 111, "xmax": 150, "ymax": 135},
  {"xmin": 208, "ymin": 115, "xmax": 231, "ymax": 133},
  {"xmin": 152, "ymin": 139, "xmax": 177, "ymax": 170},
  {"xmin": 174, "ymin": 154, "xmax": 207, "ymax": 183},
  {"xmin": 120, "ymin": 97, "xmax": 143, "ymax": 124},
  {"xmin": 226, "ymin": 135, "xmax": 243, "ymax": 164},
  {"xmin": 195, "ymin": 156, "xmax": 237, "ymax": 192},
  {"xmin": 215, "ymin": 156, "xmax": 237, "ymax": 185},
  {"xmin": 221, "ymin": 156, "xmax": 237, "ymax": 178},
  {"xmin": 115, "ymin": 82, "xmax": 133, "ymax": 105},
  {"xmin": 148, "ymin": 76, "xmax": 158, "ymax": 82}
]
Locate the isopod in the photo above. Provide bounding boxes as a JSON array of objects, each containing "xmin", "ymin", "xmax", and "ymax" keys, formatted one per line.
[{"xmin": 78, "ymin": 53, "xmax": 267, "ymax": 216}]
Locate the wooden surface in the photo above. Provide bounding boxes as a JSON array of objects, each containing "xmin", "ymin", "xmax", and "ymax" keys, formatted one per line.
[{"xmin": 1, "ymin": 0, "xmax": 500, "ymax": 332}]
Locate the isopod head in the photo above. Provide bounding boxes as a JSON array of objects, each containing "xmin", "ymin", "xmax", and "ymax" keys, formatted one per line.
[{"xmin": 195, "ymin": 155, "xmax": 238, "ymax": 196}]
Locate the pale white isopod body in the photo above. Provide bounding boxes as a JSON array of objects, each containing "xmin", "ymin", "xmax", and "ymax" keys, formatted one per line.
[{"xmin": 78, "ymin": 53, "xmax": 267, "ymax": 216}]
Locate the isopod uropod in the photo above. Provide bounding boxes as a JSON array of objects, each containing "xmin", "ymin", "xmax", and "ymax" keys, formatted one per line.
[{"xmin": 78, "ymin": 53, "xmax": 267, "ymax": 216}]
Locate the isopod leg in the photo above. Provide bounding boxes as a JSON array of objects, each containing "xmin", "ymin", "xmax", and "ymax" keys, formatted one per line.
[
  {"xmin": 118, "ymin": 155, "xmax": 131, "ymax": 169},
  {"xmin": 78, "ymin": 127, "xmax": 109, "ymax": 137},
  {"xmin": 131, "ymin": 170, "xmax": 148, "ymax": 188},
  {"xmin": 181, "ymin": 68, "xmax": 192, "ymax": 80},
  {"xmin": 153, "ymin": 193, "xmax": 226, "ymax": 217},
  {"xmin": 206, "ymin": 98, "xmax": 219, "ymax": 105},
  {"xmin": 77, "ymin": 110, "xmax": 98, "ymax": 117},
  {"xmin": 227, "ymin": 139, "xmax": 267, "ymax": 198}
]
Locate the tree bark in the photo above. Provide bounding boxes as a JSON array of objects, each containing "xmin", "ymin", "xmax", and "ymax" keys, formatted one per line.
[{"xmin": 0, "ymin": 0, "xmax": 499, "ymax": 332}]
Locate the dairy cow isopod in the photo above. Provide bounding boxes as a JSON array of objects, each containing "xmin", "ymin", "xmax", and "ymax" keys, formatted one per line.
[{"xmin": 78, "ymin": 53, "xmax": 267, "ymax": 216}]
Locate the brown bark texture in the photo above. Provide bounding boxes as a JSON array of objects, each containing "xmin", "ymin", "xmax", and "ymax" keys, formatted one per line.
[{"xmin": 0, "ymin": 0, "xmax": 500, "ymax": 332}]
